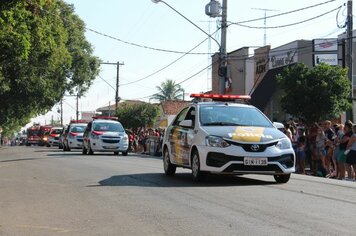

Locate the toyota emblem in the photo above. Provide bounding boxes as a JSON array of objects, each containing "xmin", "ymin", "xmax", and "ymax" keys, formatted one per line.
[{"xmin": 250, "ymin": 144, "xmax": 260, "ymax": 151}]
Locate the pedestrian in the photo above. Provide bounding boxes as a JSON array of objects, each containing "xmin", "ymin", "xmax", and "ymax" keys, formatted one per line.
[
  {"xmin": 315, "ymin": 124, "xmax": 328, "ymax": 177},
  {"xmin": 296, "ymin": 128, "xmax": 306, "ymax": 174},
  {"xmin": 323, "ymin": 120, "xmax": 336, "ymax": 176},
  {"xmin": 345, "ymin": 124, "xmax": 356, "ymax": 180}
]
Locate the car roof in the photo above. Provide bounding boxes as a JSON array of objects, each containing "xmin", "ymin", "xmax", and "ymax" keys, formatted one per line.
[
  {"xmin": 92, "ymin": 119, "xmax": 120, "ymax": 123},
  {"xmin": 194, "ymin": 101, "xmax": 253, "ymax": 108}
]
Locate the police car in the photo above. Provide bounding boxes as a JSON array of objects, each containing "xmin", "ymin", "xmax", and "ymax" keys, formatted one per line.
[
  {"xmin": 162, "ymin": 94, "xmax": 295, "ymax": 183},
  {"xmin": 82, "ymin": 116, "xmax": 129, "ymax": 156},
  {"xmin": 63, "ymin": 120, "xmax": 88, "ymax": 151}
]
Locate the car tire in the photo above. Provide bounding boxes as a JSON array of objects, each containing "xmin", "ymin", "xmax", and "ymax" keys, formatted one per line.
[
  {"xmin": 163, "ymin": 148, "xmax": 176, "ymax": 176},
  {"xmin": 122, "ymin": 151, "xmax": 128, "ymax": 156},
  {"xmin": 274, "ymin": 174, "xmax": 291, "ymax": 183},
  {"xmin": 114, "ymin": 151, "xmax": 119, "ymax": 155},
  {"xmin": 191, "ymin": 150, "xmax": 206, "ymax": 181}
]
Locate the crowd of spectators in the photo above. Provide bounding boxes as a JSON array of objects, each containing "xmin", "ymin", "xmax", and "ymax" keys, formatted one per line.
[
  {"xmin": 127, "ymin": 128, "xmax": 164, "ymax": 156},
  {"xmin": 282, "ymin": 119, "xmax": 356, "ymax": 181}
]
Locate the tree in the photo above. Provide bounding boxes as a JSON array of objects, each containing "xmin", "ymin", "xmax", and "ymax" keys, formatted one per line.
[
  {"xmin": 116, "ymin": 103, "xmax": 160, "ymax": 132},
  {"xmin": 151, "ymin": 79, "xmax": 184, "ymax": 102},
  {"xmin": 276, "ymin": 63, "xmax": 351, "ymax": 125},
  {"xmin": 0, "ymin": 0, "xmax": 100, "ymax": 135}
]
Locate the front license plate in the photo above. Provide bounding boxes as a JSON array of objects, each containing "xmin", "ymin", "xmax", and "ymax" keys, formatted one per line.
[{"xmin": 244, "ymin": 157, "xmax": 268, "ymax": 166}]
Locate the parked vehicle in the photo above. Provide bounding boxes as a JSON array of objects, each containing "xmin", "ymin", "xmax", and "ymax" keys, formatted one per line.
[
  {"xmin": 26, "ymin": 124, "xmax": 41, "ymax": 146},
  {"xmin": 162, "ymin": 93, "xmax": 295, "ymax": 183},
  {"xmin": 63, "ymin": 120, "xmax": 89, "ymax": 151},
  {"xmin": 38, "ymin": 125, "xmax": 53, "ymax": 147},
  {"xmin": 48, "ymin": 127, "xmax": 64, "ymax": 147},
  {"xmin": 82, "ymin": 116, "xmax": 129, "ymax": 155}
]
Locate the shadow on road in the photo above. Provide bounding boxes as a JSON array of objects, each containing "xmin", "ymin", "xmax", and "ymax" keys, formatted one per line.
[
  {"xmin": 89, "ymin": 173, "xmax": 277, "ymax": 188},
  {"xmin": 0, "ymin": 157, "xmax": 43, "ymax": 163}
]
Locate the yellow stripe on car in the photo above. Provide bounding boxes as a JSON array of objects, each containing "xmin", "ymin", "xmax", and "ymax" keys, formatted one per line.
[{"xmin": 231, "ymin": 127, "xmax": 272, "ymax": 142}]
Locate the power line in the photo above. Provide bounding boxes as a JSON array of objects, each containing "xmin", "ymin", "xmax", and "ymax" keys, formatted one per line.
[
  {"xmin": 86, "ymin": 27, "xmax": 211, "ymax": 55},
  {"xmin": 231, "ymin": 0, "xmax": 337, "ymax": 24},
  {"xmin": 231, "ymin": 6, "xmax": 342, "ymax": 29}
]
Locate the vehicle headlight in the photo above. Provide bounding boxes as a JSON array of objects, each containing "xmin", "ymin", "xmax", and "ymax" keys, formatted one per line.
[
  {"xmin": 276, "ymin": 138, "xmax": 292, "ymax": 150},
  {"xmin": 206, "ymin": 136, "xmax": 230, "ymax": 148}
]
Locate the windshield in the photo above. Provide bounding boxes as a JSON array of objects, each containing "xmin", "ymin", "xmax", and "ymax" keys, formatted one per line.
[
  {"xmin": 70, "ymin": 125, "xmax": 87, "ymax": 133},
  {"xmin": 199, "ymin": 105, "xmax": 273, "ymax": 127},
  {"xmin": 93, "ymin": 122, "xmax": 124, "ymax": 132},
  {"xmin": 50, "ymin": 129, "xmax": 63, "ymax": 135}
]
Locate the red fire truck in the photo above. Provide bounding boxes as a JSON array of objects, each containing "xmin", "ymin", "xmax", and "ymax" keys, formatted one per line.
[{"xmin": 26, "ymin": 124, "xmax": 41, "ymax": 146}]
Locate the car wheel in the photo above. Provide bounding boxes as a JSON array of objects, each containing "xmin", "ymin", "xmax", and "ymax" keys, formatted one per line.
[
  {"xmin": 274, "ymin": 174, "xmax": 291, "ymax": 183},
  {"xmin": 122, "ymin": 151, "xmax": 128, "ymax": 156},
  {"xmin": 163, "ymin": 148, "xmax": 176, "ymax": 176},
  {"xmin": 114, "ymin": 151, "xmax": 119, "ymax": 155},
  {"xmin": 191, "ymin": 150, "xmax": 206, "ymax": 181}
]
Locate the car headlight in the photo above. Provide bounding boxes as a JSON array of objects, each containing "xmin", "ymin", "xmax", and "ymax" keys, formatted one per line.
[
  {"xmin": 276, "ymin": 138, "xmax": 292, "ymax": 150},
  {"xmin": 206, "ymin": 136, "xmax": 230, "ymax": 148}
]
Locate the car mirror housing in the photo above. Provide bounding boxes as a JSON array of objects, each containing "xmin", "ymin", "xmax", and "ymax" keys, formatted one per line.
[{"xmin": 179, "ymin": 120, "xmax": 193, "ymax": 128}]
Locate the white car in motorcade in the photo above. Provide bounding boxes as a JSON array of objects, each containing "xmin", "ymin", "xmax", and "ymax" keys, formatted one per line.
[
  {"xmin": 162, "ymin": 93, "xmax": 295, "ymax": 183},
  {"xmin": 48, "ymin": 127, "xmax": 64, "ymax": 146},
  {"xmin": 82, "ymin": 117, "xmax": 129, "ymax": 156},
  {"xmin": 63, "ymin": 121, "xmax": 88, "ymax": 151}
]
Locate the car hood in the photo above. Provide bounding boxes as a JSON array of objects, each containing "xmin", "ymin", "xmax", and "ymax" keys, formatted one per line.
[
  {"xmin": 100, "ymin": 132, "xmax": 125, "ymax": 137},
  {"xmin": 202, "ymin": 126, "xmax": 285, "ymax": 142}
]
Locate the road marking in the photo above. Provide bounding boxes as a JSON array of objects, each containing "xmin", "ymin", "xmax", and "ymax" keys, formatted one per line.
[{"xmin": 16, "ymin": 224, "xmax": 71, "ymax": 233}]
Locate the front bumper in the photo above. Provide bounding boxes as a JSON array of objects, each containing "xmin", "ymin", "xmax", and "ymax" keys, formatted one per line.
[{"xmin": 198, "ymin": 144, "xmax": 295, "ymax": 174}]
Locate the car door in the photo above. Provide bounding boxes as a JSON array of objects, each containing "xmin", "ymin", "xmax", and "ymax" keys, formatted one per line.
[
  {"xmin": 169, "ymin": 106, "xmax": 196, "ymax": 166},
  {"xmin": 169, "ymin": 107, "xmax": 188, "ymax": 164}
]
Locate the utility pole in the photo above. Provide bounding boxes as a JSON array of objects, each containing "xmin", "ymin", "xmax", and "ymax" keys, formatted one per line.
[
  {"xmin": 347, "ymin": 0, "xmax": 353, "ymax": 121},
  {"xmin": 100, "ymin": 61, "xmax": 124, "ymax": 111},
  {"xmin": 252, "ymin": 8, "xmax": 278, "ymax": 46},
  {"xmin": 60, "ymin": 99, "xmax": 63, "ymax": 126},
  {"xmin": 219, "ymin": 0, "xmax": 227, "ymax": 94},
  {"xmin": 76, "ymin": 92, "xmax": 79, "ymax": 121}
]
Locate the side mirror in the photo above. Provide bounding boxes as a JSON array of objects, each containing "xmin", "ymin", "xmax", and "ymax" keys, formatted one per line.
[
  {"xmin": 179, "ymin": 120, "xmax": 193, "ymax": 128},
  {"xmin": 273, "ymin": 122, "xmax": 284, "ymax": 130}
]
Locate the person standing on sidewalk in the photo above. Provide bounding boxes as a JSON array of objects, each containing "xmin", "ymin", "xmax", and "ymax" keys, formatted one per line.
[{"xmin": 345, "ymin": 124, "xmax": 356, "ymax": 180}]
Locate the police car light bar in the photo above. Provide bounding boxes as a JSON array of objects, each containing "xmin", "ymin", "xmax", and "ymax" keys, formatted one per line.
[
  {"xmin": 92, "ymin": 116, "xmax": 118, "ymax": 121},
  {"xmin": 70, "ymin": 120, "xmax": 90, "ymax": 124},
  {"xmin": 190, "ymin": 93, "xmax": 251, "ymax": 100}
]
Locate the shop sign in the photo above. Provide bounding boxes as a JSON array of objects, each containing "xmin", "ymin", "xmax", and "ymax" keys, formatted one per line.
[
  {"xmin": 313, "ymin": 38, "xmax": 338, "ymax": 52},
  {"xmin": 314, "ymin": 54, "xmax": 338, "ymax": 66}
]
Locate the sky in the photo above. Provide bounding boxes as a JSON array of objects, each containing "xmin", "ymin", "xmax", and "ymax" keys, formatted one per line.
[{"xmin": 29, "ymin": 0, "xmax": 351, "ymax": 127}]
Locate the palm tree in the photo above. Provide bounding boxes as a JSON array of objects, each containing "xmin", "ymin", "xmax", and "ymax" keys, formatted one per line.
[{"xmin": 151, "ymin": 79, "xmax": 184, "ymax": 102}]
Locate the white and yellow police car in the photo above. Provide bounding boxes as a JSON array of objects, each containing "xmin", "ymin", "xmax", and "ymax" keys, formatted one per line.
[{"xmin": 162, "ymin": 94, "xmax": 295, "ymax": 183}]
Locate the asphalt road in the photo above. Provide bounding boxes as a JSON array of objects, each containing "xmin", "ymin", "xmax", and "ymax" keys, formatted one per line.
[{"xmin": 0, "ymin": 146, "xmax": 355, "ymax": 236}]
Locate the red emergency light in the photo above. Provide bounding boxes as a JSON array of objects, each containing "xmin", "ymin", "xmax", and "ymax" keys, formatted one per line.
[
  {"xmin": 190, "ymin": 93, "xmax": 251, "ymax": 100},
  {"xmin": 92, "ymin": 116, "xmax": 118, "ymax": 121},
  {"xmin": 70, "ymin": 120, "xmax": 90, "ymax": 124}
]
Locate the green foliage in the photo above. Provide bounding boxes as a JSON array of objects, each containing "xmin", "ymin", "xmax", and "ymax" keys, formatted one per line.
[
  {"xmin": 0, "ymin": 0, "xmax": 100, "ymax": 135},
  {"xmin": 276, "ymin": 63, "xmax": 351, "ymax": 125},
  {"xmin": 151, "ymin": 79, "xmax": 184, "ymax": 102},
  {"xmin": 116, "ymin": 103, "xmax": 160, "ymax": 131}
]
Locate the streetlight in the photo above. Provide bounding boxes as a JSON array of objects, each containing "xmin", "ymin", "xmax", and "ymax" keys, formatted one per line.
[{"xmin": 152, "ymin": 0, "xmax": 227, "ymax": 94}]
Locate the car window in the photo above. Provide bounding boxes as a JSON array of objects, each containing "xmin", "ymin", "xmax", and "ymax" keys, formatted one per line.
[
  {"xmin": 199, "ymin": 105, "xmax": 273, "ymax": 127},
  {"xmin": 70, "ymin": 125, "xmax": 86, "ymax": 133},
  {"xmin": 50, "ymin": 129, "xmax": 63, "ymax": 135},
  {"xmin": 172, "ymin": 107, "xmax": 189, "ymax": 126},
  {"xmin": 93, "ymin": 122, "xmax": 124, "ymax": 132},
  {"xmin": 184, "ymin": 107, "xmax": 196, "ymax": 128}
]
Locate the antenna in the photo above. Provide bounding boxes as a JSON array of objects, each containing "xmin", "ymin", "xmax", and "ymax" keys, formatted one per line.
[
  {"xmin": 200, "ymin": 20, "xmax": 216, "ymax": 91},
  {"xmin": 252, "ymin": 8, "xmax": 279, "ymax": 46}
]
